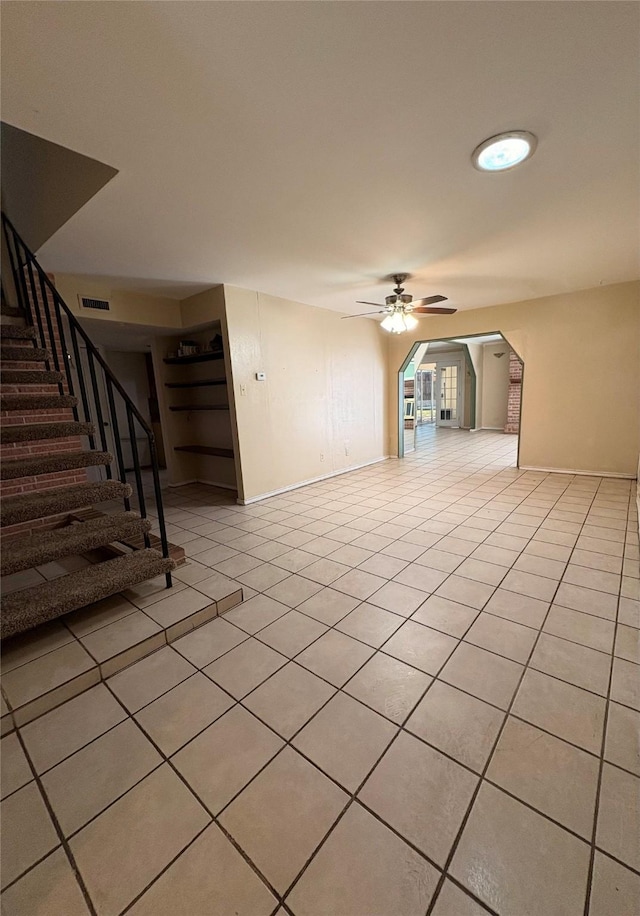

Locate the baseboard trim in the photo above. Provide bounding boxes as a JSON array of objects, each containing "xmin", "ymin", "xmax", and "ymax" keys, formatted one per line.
[
  {"xmin": 237, "ymin": 456, "xmax": 390, "ymax": 505},
  {"xmin": 168, "ymin": 478, "xmax": 237, "ymax": 491},
  {"xmin": 519, "ymin": 465, "xmax": 636, "ymax": 480}
]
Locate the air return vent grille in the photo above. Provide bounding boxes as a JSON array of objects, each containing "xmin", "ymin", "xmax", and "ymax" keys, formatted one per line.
[{"xmin": 79, "ymin": 296, "xmax": 110, "ymax": 311}]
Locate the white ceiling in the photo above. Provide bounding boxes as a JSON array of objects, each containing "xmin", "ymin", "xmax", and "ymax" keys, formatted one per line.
[{"xmin": 2, "ymin": 2, "xmax": 639, "ymax": 315}]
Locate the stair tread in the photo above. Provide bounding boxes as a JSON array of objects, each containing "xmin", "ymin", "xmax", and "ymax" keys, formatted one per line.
[
  {"xmin": 0, "ymin": 394, "xmax": 78, "ymax": 411},
  {"xmin": 1, "ymin": 450, "xmax": 112, "ymax": 480},
  {"xmin": 1, "ymin": 512, "xmax": 151, "ymax": 576},
  {"xmin": 0, "ymin": 370, "xmax": 65, "ymax": 385},
  {"xmin": 0, "ymin": 304, "xmax": 23, "ymax": 319},
  {"xmin": 1, "ymin": 346, "xmax": 50, "ymax": 362},
  {"xmin": 0, "ymin": 325, "xmax": 35, "ymax": 340},
  {"xmin": 0, "ymin": 421, "xmax": 94, "ymax": 444},
  {"xmin": 1, "ymin": 549, "xmax": 176, "ymax": 639},
  {"xmin": 1, "ymin": 479, "xmax": 131, "ymax": 527}
]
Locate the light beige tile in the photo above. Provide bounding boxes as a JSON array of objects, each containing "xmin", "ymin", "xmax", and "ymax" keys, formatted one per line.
[
  {"xmin": 124, "ymin": 574, "xmax": 187, "ymax": 607},
  {"xmin": 501, "ymin": 568, "xmax": 558, "ymax": 601},
  {"xmin": 450, "ymin": 782, "xmax": 590, "ymax": 916},
  {"xmin": 1, "ymin": 782, "xmax": 59, "ymax": 889},
  {"xmin": 244, "ymin": 662, "xmax": 335, "ymax": 738},
  {"xmin": 368, "ymin": 581, "xmax": 429, "ymax": 617},
  {"xmin": 144, "ymin": 587, "xmax": 213, "ymax": 627},
  {"xmin": 513, "ymin": 552, "xmax": 566, "ymax": 580},
  {"xmin": 296, "ymin": 588, "xmax": 360, "ymax": 625},
  {"xmin": 512, "ymin": 669, "xmax": 606, "ymax": 753},
  {"xmin": 543, "ymin": 605, "xmax": 615, "ymax": 653},
  {"xmin": 435, "ymin": 536, "xmax": 477, "ymax": 558},
  {"xmin": 296, "ymin": 629, "xmax": 374, "ymax": 686},
  {"xmin": 69, "ymin": 765, "xmax": 209, "ymax": 916},
  {"xmin": 128, "ymin": 824, "xmax": 277, "ymax": 916},
  {"xmin": 483, "ymin": 588, "xmax": 548, "ymax": 628},
  {"xmin": 2, "ymin": 641, "xmax": 95, "ymax": 711},
  {"xmin": 257, "ymin": 609, "xmax": 327, "ymax": 657},
  {"xmin": 524, "ymin": 539, "xmax": 572, "ymax": 562},
  {"xmin": 465, "ymin": 612, "xmax": 537, "ymax": 663},
  {"xmin": 554, "ymin": 583, "xmax": 617, "ymax": 620},
  {"xmin": 431, "ymin": 880, "xmax": 492, "ymax": 916},
  {"xmin": 336, "ymin": 602, "xmax": 405, "ymax": 647},
  {"xmin": 589, "ymin": 851, "xmax": 640, "ymax": 916},
  {"xmin": 412, "ymin": 595, "xmax": 479, "ymax": 638},
  {"xmin": 604, "ymin": 702, "xmax": 640, "ymax": 776},
  {"xmin": 173, "ymin": 705, "xmax": 283, "ymax": 813},
  {"xmin": 530, "ymin": 633, "xmax": 611, "ymax": 696},
  {"xmin": 470, "ymin": 544, "xmax": 519, "ymax": 568},
  {"xmin": 298, "ymin": 557, "xmax": 351, "ymax": 584},
  {"xmin": 264, "ymin": 574, "xmax": 324, "ymax": 608},
  {"xmin": 204, "ymin": 637, "xmax": 287, "ymax": 699},
  {"xmin": 286, "ymin": 802, "xmax": 439, "ymax": 916},
  {"xmin": 393, "ymin": 564, "xmax": 449, "ymax": 593},
  {"xmin": 172, "ymin": 616, "xmax": 248, "ymax": 668},
  {"xmin": 416, "ymin": 548, "xmax": 464, "ymax": 573},
  {"xmin": 596, "ymin": 763, "xmax": 640, "ymax": 869},
  {"xmin": 42, "ymin": 719, "xmax": 162, "ymax": 835},
  {"xmin": 327, "ymin": 544, "xmax": 374, "ymax": 566},
  {"xmin": 107, "ymin": 645, "xmax": 195, "ymax": 712},
  {"xmin": 383, "ymin": 621, "xmax": 458, "ymax": 675},
  {"xmin": 572, "ymin": 548, "xmax": 623, "ymax": 574},
  {"xmin": 237, "ymin": 563, "xmax": 291, "ymax": 591},
  {"xmin": 407, "ymin": 680, "xmax": 504, "ymax": 773},
  {"xmin": 20, "ymin": 684, "xmax": 126, "ymax": 774},
  {"xmin": 359, "ymin": 730, "xmax": 477, "ymax": 866},
  {"xmin": 79, "ymin": 611, "xmax": 163, "ymax": 665},
  {"xmin": 358, "ymin": 553, "xmax": 409, "ymax": 579},
  {"xmin": 487, "ymin": 717, "xmax": 599, "ymax": 838},
  {"xmin": 293, "ymin": 692, "xmax": 397, "ymax": 791},
  {"xmin": 435, "ymin": 575, "xmax": 495, "ymax": 610},
  {"xmin": 615, "ymin": 624, "xmax": 640, "ymax": 663},
  {"xmin": 64, "ymin": 593, "xmax": 138, "ymax": 637},
  {"xmin": 454, "ymin": 558, "xmax": 507, "ymax": 587},
  {"xmin": 0, "ymin": 621, "xmax": 74, "ymax": 675},
  {"xmin": 135, "ymin": 672, "xmax": 234, "ymax": 754},
  {"xmin": 1, "ymin": 732, "xmax": 32, "ymax": 799},
  {"xmin": 223, "ymin": 593, "xmax": 290, "ymax": 633},
  {"xmin": 214, "ymin": 553, "xmax": 264, "ymax": 577},
  {"xmin": 618, "ymin": 597, "xmax": 640, "ymax": 630},
  {"xmin": 332, "ymin": 568, "xmax": 387, "ymax": 600},
  {"xmin": 0, "ymin": 848, "xmax": 90, "ymax": 916},
  {"xmin": 219, "ymin": 747, "xmax": 347, "ymax": 893},
  {"xmin": 440, "ymin": 642, "xmax": 523, "ymax": 710},
  {"xmin": 562, "ymin": 565, "xmax": 621, "ymax": 595}
]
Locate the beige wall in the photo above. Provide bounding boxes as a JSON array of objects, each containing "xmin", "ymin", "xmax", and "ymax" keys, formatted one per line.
[
  {"xmin": 481, "ymin": 341, "xmax": 510, "ymax": 429},
  {"xmin": 224, "ymin": 286, "xmax": 388, "ymax": 502},
  {"xmin": 388, "ymin": 282, "xmax": 640, "ymax": 476},
  {"xmin": 55, "ymin": 274, "xmax": 181, "ymax": 328}
]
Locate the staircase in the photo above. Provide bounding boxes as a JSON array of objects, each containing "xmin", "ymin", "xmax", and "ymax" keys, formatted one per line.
[{"xmin": 1, "ymin": 215, "xmax": 175, "ymax": 640}]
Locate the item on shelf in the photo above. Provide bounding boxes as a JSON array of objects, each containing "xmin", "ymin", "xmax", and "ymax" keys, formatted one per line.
[
  {"xmin": 177, "ymin": 340, "xmax": 199, "ymax": 357},
  {"xmin": 209, "ymin": 334, "xmax": 223, "ymax": 353}
]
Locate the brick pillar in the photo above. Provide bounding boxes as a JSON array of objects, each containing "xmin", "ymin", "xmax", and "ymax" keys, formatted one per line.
[
  {"xmin": 504, "ymin": 349, "xmax": 522, "ymax": 434},
  {"xmin": 1, "ymin": 272, "xmax": 88, "ymax": 537}
]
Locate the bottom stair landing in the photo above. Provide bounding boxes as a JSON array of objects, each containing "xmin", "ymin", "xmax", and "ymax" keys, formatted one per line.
[{"xmin": 1, "ymin": 570, "xmax": 243, "ymax": 730}]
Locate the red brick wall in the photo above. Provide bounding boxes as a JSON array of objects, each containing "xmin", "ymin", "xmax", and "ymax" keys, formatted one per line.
[
  {"xmin": 504, "ymin": 349, "xmax": 523, "ymax": 434},
  {"xmin": 1, "ymin": 274, "xmax": 89, "ymax": 537}
]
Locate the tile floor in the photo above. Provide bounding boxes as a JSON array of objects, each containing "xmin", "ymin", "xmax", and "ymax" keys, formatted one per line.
[{"xmin": 1, "ymin": 429, "xmax": 639, "ymax": 915}]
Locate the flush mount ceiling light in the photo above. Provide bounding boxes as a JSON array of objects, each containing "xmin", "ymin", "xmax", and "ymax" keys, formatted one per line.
[{"xmin": 472, "ymin": 130, "xmax": 537, "ymax": 172}]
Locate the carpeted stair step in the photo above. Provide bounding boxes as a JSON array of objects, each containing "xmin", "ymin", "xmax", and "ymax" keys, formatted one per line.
[
  {"xmin": 1, "ymin": 420, "xmax": 94, "ymax": 444},
  {"xmin": 1, "ymin": 369, "xmax": 65, "ymax": 385},
  {"xmin": 1, "ymin": 512, "xmax": 152, "ymax": 576},
  {"xmin": 1, "ymin": 549, "xmax": 176, "ymax": 639},
  {"xmin": 1, "ymin": 479, "xmax": 131, "ymax": 526},
  {"xmin": 0, "ymin": 325, "xmax": 35, "ymax": 340},
  {"xmin": 1, "ymin": 303, "xmax": 23, "ymax": 319},
  {"xmin": 1, "ymin": 346, "xmax": 50, "ymax": 362},
  {"xmin": 1, "ymin": 449, "xmax": 112, "ymax": 480},
  {"xmin": 0, "ymin": 393, "xmax": 78, "ymax": 412}
]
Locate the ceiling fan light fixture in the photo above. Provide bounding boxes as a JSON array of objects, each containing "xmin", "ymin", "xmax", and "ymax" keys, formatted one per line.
[{"xmin": 472, "ymin": 130, "xmax": 537, "ymax": 172}]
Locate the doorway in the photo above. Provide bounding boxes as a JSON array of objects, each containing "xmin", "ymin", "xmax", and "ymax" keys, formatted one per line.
[{"xmin": 399, "ymin": 332, "xmax": 523, "ymax": 466}]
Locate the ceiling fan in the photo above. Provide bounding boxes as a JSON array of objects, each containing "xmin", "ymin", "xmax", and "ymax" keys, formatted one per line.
[{"xmin": 342, "ymin": 274, "xmax": 456, "ymax": 333}]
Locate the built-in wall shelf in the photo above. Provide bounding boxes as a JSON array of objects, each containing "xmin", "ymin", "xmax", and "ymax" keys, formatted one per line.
[
  {"xmin": 169, "ymin": 405, "xmax": 230, "ymax": 412},
  {"xmin": 165, "ymin": 379, "xmax": 227, "ymax": 389},
  {"xmin": 175, "ymin": 445, "xmax": 234, "ymax": 459},
  {"xmin": 163, "ymin": 352, "xmax": 224, "ymax": 365}
]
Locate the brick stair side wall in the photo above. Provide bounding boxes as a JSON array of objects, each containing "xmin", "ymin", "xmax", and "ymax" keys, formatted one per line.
[{"xmin": 504, "ymin": 349, "xmax": 523, "ymax": 434}]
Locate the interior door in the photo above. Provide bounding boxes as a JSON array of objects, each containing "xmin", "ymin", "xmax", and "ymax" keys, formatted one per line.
[{"xmin": 436, "ymin": 361, "xmax": 461, "ymax": 427}]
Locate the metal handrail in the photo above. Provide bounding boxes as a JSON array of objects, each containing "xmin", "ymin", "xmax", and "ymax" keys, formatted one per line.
[{"xmin": 2, "ymin": 213, "xmax": 172, "ymax": 587}]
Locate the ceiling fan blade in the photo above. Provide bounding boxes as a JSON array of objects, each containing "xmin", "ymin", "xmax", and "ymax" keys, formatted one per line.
[
  {"xmin": 411, "ymin": 295, "xmax": 448, "ymax": 307},
  {"xmin": 412, "ymin": 306, "xmax": 457, "ymax": 315},
  {"xmin": 341, "ymin": 310, "xmax": 386, "ymax": 319},
  {"xmin": 355, "ymin": 300, "xmax": 386, "ymax": 308}
]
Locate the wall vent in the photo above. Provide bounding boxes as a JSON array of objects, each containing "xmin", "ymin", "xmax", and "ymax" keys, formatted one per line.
[{"xmin": 79, "ymin": 295, "xmax": 110, "ymax": 311}]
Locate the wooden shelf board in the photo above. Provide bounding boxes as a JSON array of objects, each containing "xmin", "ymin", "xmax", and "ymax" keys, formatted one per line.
[
  {"xmin": 165, "ymin": 379, "xmax": 227, "ymax": 388},
  {"xmin": 163, "ymin": 351, "xmax": 224, "ymax": 365},
  {"xmin": 174, "ymin": 445, "xmax": 234, "ymax": 459}
]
